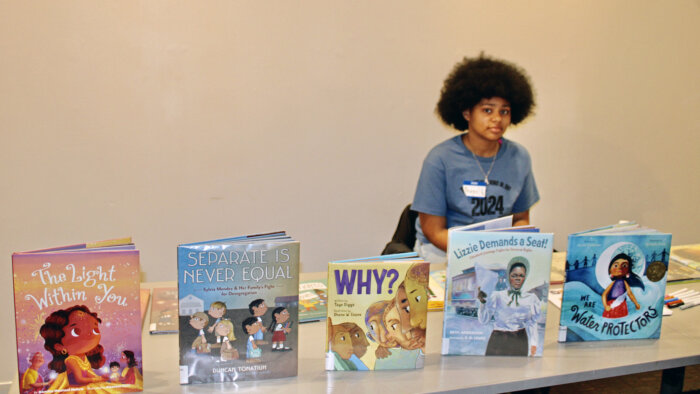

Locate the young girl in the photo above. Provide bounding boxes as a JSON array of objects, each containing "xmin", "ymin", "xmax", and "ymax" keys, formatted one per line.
[
  {"xmin": 412, "ymin": 54, "xmax": 539, "ymax": 263},
  {"xmin": 40, "ymin": 305, "xmax": 141, "ymax": 392},
  {"xmin": 268, "ymin": 307, "xmax": 292, "ymax": 351},
  {"xmin": 214, "ymin": 319, "xmax": 239, "ymax": 360},
  {"xmin": 601, "ymin": 253, "xmax": 643, "ymax": 318},
  {"xmin": 119, "ymin": 350, "xmax": 143, "ymax": 387}
]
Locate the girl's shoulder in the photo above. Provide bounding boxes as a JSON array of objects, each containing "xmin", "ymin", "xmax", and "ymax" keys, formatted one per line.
[
  {"xmin": 423, "ymin": 134, "xmax": 466, "ymax": 164},
  {"xmin": 499, "ymin": 138, "xmax": 533, "ymax": 164}
]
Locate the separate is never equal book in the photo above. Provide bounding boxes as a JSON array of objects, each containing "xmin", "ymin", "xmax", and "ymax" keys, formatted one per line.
[
  {"xmin": 442, "ymin": 217, "xmax": 553, "ymax": 357},
  {"xmin": 12, "ymin": 238, "xmax": 143, "ymax": 394},
  {"xmin": 177, "ymin": 232, "xmax": 299, "ymax": 384}
]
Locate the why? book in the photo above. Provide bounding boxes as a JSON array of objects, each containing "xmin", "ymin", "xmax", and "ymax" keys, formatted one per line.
[{"xmin": 326, "ymin": 253, "xmax": 429, "ymax": 370}]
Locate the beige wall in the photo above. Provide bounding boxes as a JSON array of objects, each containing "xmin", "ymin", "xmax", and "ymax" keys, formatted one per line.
[{"xmin": 1, "ymin": 0, "xmax": 699, "ymax": 381}]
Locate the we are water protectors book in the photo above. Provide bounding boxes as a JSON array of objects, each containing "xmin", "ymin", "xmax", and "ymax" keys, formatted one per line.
[
  {"xmin": 559, "ymin": 223, "xmax": 671, "ymax": 342},
  {"xmin": 177, "ymin": 232, "xmax": 299, "ymax": 384}
]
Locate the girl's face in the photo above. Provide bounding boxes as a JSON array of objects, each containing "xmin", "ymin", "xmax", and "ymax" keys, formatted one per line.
[
  {"xmin": 57, "ymin": 310, "xmax": 101, "ymax": 356},
  {"xmin": 463, "ymin": 97, "xmax": 512, "ymax": 143},
  {"xmin": 215, "ymin": 322, "xmax": 230, "ymax": 337},
  {"xmin": 275, "ymin": 309, "xmax": 289, "ymax": 324},
  {"xmin": 509, "ymin": 266, "xmax": 527, "ymax": 290},
  {"xmin": 610, "ymin": 258, "xmax": 630, "ymax": 277}
]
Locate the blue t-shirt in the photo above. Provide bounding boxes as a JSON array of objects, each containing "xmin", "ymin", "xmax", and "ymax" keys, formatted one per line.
[{"xmin": 412, "ymin": 134, "xmax": 539, "ymax": 244}]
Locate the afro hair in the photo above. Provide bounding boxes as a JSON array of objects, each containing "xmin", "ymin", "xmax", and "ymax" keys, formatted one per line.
[{"xmin": 436, "ymin": 54, "xmax": 535, "ymax": 131}]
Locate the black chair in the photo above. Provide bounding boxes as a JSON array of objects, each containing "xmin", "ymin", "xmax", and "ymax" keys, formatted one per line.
[{"xmin": 381, "ymin": 204, "xmax": 418, "ymax": 255}]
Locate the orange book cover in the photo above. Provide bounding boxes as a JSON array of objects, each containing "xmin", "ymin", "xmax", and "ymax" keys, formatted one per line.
[{"xmin": 12, "ymin": 239, "xmax": 143, "ymax": 393}]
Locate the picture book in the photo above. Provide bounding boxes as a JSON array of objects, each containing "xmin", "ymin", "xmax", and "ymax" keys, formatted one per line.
[
  {"xmin": 177, "ymin": 232, "xmax": 299, "ymax": 384},
  {"xmin": 558, "ymin": 223, "xmax": 672, "ymax": 342},
  {"xmin": 12, "ymin": 238, "xmax": 143, "ymax": 393},
  {"xmin": 442, "ymin": 228, "xmax": 553, "ymax": 356},
  {"xmin": 325, "ymin": 255, "xmax": 430, "ymax": 370},
  {"xmin": 149, "ymin": 287, "xmax": 179, "ymax": 334},
  {"xmin": 670, "ymin": 244, "xmax": 700, "ymax": 272},
  {"xmin": 299, "ymin": 279, "xmax": 328, "ymax": 323}
]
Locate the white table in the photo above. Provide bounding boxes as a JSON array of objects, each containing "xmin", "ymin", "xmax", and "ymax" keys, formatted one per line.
[{"xmin": 11, "ymin": 279, "xmax": 700, "ymax": 393}]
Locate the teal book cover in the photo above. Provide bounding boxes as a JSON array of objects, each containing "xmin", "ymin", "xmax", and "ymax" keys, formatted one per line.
[
  {"xmin": 177, "ymin": 232, "xmax": 299, "ymax": 384},
  {"xmin": 443, "ymin": 230, "xmax": 553, "ymax": 356},
  {"xmin": 559, "ymin": 230, "xmax": 671, "ymax": 342}
]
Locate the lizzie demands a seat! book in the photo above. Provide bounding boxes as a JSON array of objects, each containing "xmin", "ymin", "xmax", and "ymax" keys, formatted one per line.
[
  {"xmin": 558, "ymin": 224, "xmax": 672, "ymax": 342},
  {"xmin": 325, "ymin": 255, "xmax": 429, "ymax": 370},
  {"xmin": 177, "ymin": 232, "xmax": 299, "ymax": 384},
  {"xmin": 12, "ymin": 238, "xmax": 143, "ymax": 393},
  {"xmin": 443, "ymin": 229, "xmax": 553, "ymax": 357}
]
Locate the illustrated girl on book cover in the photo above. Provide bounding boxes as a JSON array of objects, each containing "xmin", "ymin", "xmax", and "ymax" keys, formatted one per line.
[
  {"xmin": 40, "ymin": 305, "xmax": 143, "ymax": 393},
  {"xmin": 601, "ymin": 253, "xmax": 642, "ymax": 318}
]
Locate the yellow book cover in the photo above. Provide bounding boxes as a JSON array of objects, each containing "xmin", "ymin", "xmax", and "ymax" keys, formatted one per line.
[{"xmin": 325, "ymin": 258, "xmax": 429, "ymax": 370}]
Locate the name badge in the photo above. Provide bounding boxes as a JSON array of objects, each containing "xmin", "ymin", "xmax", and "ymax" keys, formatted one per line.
[{"xmin": 462, "ymin": 181, "xmax": 487, "ymax": 198}]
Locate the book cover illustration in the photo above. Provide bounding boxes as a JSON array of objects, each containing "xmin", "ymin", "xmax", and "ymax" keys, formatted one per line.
[
  {"xmin": 325, "ymin": 258, "xmax": 429, "ymax": 370},
  {"xmin": 559, "ymin": 229, "xmax": 672, "ymax": 342},
  {"xmin": 443, "ymin": 230, "xmax": 553, "ymax": 356},
  {"xmin": 428, "ymin": 270, "xmax": 446, "ymax": 311},
  {"xmin": 12, "ymin": 239, "xmax": 143, "ymax": 393},
  {"xmin": 299, "ymin": 279, "xmax": 327, "ymax": 323},
  {"xmin": 149, "ymin": 287, "xmax": 178, "ymax": 334},
  {"xmin": 177, "ymin": 233, "xmax": 299, "ymax": 384}
]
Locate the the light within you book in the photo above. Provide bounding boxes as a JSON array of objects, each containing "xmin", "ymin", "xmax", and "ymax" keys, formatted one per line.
[{"xmin": 12, "ymin": 238, "xmax": 143, "ymax": 393}]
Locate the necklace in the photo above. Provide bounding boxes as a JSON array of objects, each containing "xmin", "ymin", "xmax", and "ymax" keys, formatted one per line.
[
  {"xmin": 463, "ymin": 134, "xmax": 498, "ymax": 184},
  {"xmin": 468, "ymin": 146, "xmax": 497, "ymax": 185}
]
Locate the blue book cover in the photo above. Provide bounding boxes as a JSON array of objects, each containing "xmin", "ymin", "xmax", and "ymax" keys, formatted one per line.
[
  {"xmin": 442, "ymin": 230, "xmax": 553, "ymax": 356},
  {"xmin": 177, "ymin": 233, "xmax": 299, "ymax": 383},
  {"xmin": 558, "ymin": 231, "xmax": 671, "ymax": 342}
]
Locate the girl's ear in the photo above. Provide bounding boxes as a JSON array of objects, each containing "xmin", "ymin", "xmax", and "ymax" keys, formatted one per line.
[
  {"xmin": 462, "ymin": 110, "xmax": 471, "ymax": 122},
  {"xmin": 54, "ymin": 343, "xmax": 65, "ymax": 354}
]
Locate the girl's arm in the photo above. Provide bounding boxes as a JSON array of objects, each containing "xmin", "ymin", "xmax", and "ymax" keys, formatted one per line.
[
  {"xmin": 602, "ymin": 283, "xmax": 613, "ymax": 311},
  {"xmin": 65, "ymin": 358, "xmax": 104, "ymax": 384},
  {"xmin": 512, "ymin": 210, "xmax": 530, "ymax": 227},
  {"xmin": 624, "ymin": 281, "xmax": 641, "ymax": 309},
  {"xmin": 418, "ymin": 213, "xmax": 448, "ymax": 251}
]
